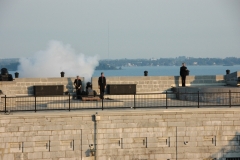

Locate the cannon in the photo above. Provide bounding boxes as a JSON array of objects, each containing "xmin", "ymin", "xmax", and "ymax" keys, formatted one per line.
[{"xmin": 0, "ymin": 68, "xmax": 13, "ymax": 81}]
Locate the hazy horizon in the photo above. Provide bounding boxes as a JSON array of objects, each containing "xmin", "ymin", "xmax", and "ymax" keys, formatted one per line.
[{"xmin": 1, "ymin": 56, "xmax": 240, "ymax": 60}]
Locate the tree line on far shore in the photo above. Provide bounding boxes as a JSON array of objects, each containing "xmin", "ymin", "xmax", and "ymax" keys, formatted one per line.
[
  {"xmin": 0, "ymin": 57, "xmax": 240, "ymax": 71},
  {"xmin": 100, "ymin": 57, "xmax": 240, "ymax": 68}
]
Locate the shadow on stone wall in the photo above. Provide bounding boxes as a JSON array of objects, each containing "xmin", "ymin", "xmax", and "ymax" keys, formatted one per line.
[
  {"xmin": 85, "ymin": 149, "xmax": 91, "ymax": 157},
  {"xmin": 67, "ymin": 78, "xmax": 74, "ymax": 95},
  {"xmin": 174, "ymin": 76, "xmax": 180, "ymax": 87},
  {"xmin": 189, "ymin": 75, "xmax": 225, "ymax": 86},
  {"xmin": 206, "ymin": 132, "xmax": 240, "ymax": 160},
  {"xmin": 225, "ymin": 71, "xmax": 240, "ymax": 86},
  {"xmin": 27, "ymin": 86, "xmax": 33, "ymax": 95}
]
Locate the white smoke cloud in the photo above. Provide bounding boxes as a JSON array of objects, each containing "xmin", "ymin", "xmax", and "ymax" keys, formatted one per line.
[{"xmin": 17, "ymin": 40, "xmax": 99, "ymax": 81}]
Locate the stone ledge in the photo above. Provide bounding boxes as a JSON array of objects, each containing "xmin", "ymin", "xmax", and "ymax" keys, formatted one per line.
[
  {"xmin": 1, "ymin": 108, "xmax": 240, "ymax": 118},
  {"xmin": 0, "ymin": 81, "xmax": 16, "ymax": 85}
]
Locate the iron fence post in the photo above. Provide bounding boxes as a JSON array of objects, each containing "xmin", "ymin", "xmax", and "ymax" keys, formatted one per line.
[
  {"xmin": 4, "ymin": 95, "xmax": 6, "ymax": 113},
  {"xmin": 198, "ymin": 91, "xmax": 199, "ymax": 108},
  {"xmin": 69, "ymin": 93, "xmax": 71, "ymax": 111},
  {"xmin": 229, "ymin": 90, "xmax": 231, "ymax": 108},
  {"xmin": 35, "ymin": 96, "xmax": 36, "ymax": 112},
  {"xmin": 102, "ymin": 97, "xmax": 103, "ymax": 110},
  {"xmin": 166, "ymin": 91, "xmax": 168, "ymax": 109},
  {"xmin": 134, "ymin": 93, "xmax": 136, "ymax": 109}
]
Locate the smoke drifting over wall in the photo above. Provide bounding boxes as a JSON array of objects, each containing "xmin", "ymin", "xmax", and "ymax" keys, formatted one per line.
[{"xmin": 17, "ymin": 40, "xmax": 99, "ymax": 81}]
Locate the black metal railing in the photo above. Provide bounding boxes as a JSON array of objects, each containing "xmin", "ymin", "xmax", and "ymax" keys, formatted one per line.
[{"xmin": 1, "ymin": 91, "xmax": 240, "ymax": 113}]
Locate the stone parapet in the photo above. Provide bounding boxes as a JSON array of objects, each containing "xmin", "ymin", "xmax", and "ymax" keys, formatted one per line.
[
  {"xmin": 173, "ymin": 86, "xmax": 240, "ymax": 105},
  {"xmin": 225, "ymin": 71, "xmax": 240, "ymax": 86},
  {"xmin": 92, "ymin": 75, "xmax": 226, "ymax": 94},
  {"xmin": 0, "ymin": 73, "xmax": 237, "ymax": 97},
  {"xmin": 0, "ymin": 109, "xmax": 240, "ymax": 159},
  {"xmin": 0, "ymin": 77, "xmax": 84, "ymax": 96}
]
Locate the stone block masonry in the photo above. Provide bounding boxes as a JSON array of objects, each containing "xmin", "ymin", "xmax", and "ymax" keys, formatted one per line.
[
  {"xmin": 92, "ymin": 75, "xmax": 225, "ymax": 94},
  {"xmin": 0, "ymin": 77, "xmax": 84, "ymax": 96},
  {"xmin": 0, "ymin": 74, "xmax": 229, "ymax": 97},
  {"xmin": 0, "ymin": 108, "xmax": 240, "ymax": 160},
  {"xmin": 225, "ymin": 71, "xmax": 240, "ymax": 86}
]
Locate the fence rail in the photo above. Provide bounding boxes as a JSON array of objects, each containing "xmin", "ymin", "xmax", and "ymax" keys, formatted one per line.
[{"xmin": 1, "ymin": 91, "xmax": 240, "ymax": 113}]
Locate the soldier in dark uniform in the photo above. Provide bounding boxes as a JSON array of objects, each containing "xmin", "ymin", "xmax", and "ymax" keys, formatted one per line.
[
  {"xmin": 180, "ymin": 63, "xmax": 187, "ymax": 87},
  {"xmin": 74, "ymin": 76, "xmax": 82, "ymax": 98},
  {"xmin": 98, "ymin": 72, "xmax": 106, "ymax": 99}
]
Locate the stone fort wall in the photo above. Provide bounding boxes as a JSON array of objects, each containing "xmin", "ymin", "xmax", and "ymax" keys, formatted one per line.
[
  {"xmin": 0, "ymin": 109, "xmax": 240, "ymax": 160},
  {"xmin": 0, "ymin": 77, "xmax": 84, "ymax": 96},
  {"xmin": 1, "ymin": 72, "xmax": 240, "ymax": 96},
  {"xmin": 92, "ymin": 75, "xmax": 226, "ymax": 94},
  {"xmin": 1, "ymin": 71, "xmax": 240, "ymax": 97}
]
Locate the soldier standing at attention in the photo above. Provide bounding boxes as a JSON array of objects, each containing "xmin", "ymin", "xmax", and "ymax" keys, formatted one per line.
[
  {"xmin": 98, "ymin": 72, "xmax": 106, "ymax": 99},
  {"xmin": 180, "ymin": 63, "xmax": 187, "ymax": 87}
]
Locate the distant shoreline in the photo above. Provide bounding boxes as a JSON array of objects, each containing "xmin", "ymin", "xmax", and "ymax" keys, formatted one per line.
[{"xmin": 5, "ymin": 64, "xmax": 237, "ymax": 72}]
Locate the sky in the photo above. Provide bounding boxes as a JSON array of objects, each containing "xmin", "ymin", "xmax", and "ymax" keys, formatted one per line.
[{"xmin": 0, "ymin": 0, "xmax": 240, "ymax": 59}]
